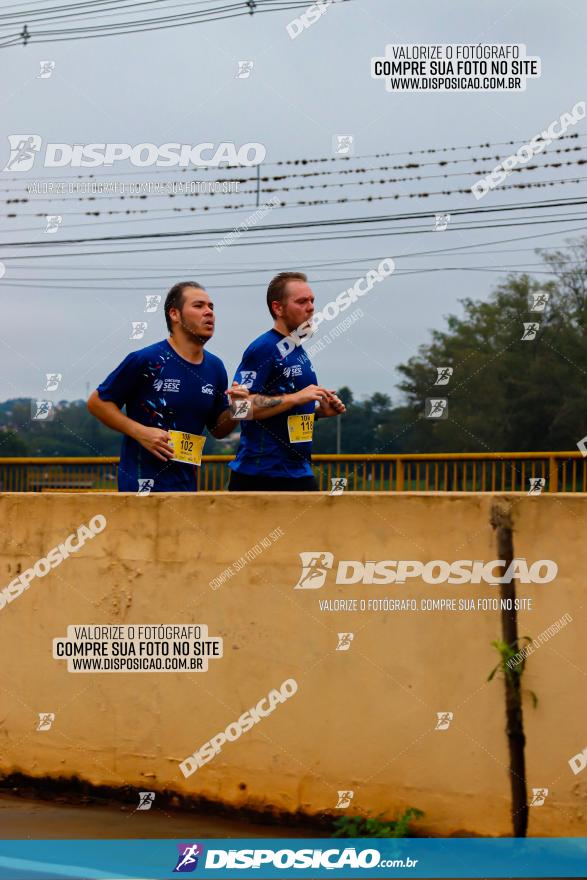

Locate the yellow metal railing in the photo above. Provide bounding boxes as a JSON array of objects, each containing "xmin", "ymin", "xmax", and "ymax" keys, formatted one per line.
[{"xmin": 0, "ymin": 452, "xmax": 585, "ymax": 492}]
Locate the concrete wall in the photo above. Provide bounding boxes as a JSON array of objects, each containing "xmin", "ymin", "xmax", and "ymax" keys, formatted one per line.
[{"xmin": 0, "ymin": 491, "xmax": 584, "ymax": 836}]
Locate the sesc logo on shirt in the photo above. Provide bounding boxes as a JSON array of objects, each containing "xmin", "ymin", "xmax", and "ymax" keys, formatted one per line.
[
  {"xmin": 153, "ymin": 377, "xmax": 181, "ymax": 393},
  {"xmin": 231, "ymin": 328, "xmax": 318, "ymax": 480},
  {"xmin": 201, "ymin": 383, "xmax": 214, "ymax": 395},
  {"xmin": 283, "ymin": 365, "xmax": 302, "ymax": 378}
]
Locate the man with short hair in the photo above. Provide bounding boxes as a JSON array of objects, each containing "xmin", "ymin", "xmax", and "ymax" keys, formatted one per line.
[
  {"xmin": 228, "ymin": 272, "xmax": 345, "ymax": 491},
  {"xmin": 88, "ymin": 281, "xmax": 243, "ymax": 492}
]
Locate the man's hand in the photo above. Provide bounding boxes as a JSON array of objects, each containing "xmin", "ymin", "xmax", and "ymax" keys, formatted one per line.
[
  {"xmin": 226, "ymin": 381, "xmax": 250, "ymax": 402},
  {"xmin": 316, "ymin": 390, "xmax": 346, "ymax": 418},
  {"xmin": 248, "ymin": 383, "xmax": 338, "ymax": 421},
  {"xmin": 224, "ymin": 382, "xmax": 253, "ymax": 422},
  {"xmin": 133, "ymin": 425, "xmax": 174, "ymax": 462},
  {"xmin": 291, "ymin": 384, "xmax": 332, "ymax": 406},
  {"xmin": 87, "ymin": 392, "xmax": 177, "ymax": 460}
]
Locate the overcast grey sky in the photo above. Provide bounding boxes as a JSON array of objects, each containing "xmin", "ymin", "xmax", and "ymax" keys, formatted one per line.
[{"xmin": 1, "ymin": 0, "xmax": 586, "ymax": 403}]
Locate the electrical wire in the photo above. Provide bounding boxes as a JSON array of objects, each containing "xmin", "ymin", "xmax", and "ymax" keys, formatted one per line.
[
  {"xmin": 2, "ymin": 178, "xmax": 587, "ymax": 238},
  {"xmin": 1, "ymin": 138, "xmax": 583, "ymax": 186},
  {"xmin": 2, "ymin": 215, "xmax": 587, "ymax": 263},
  {"xmin": 0, "ymin": 0, "xmax": 350, "ymax": 46}
]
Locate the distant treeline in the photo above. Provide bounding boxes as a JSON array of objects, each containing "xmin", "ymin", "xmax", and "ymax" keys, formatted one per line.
[{"xmin": 2, "ymin": 239, "xmax": 586, "ymax": 457}]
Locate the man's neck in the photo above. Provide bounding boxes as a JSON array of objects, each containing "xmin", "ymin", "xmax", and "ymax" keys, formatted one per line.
[
  {"xmin": 167, "ymin": 333, "xmax": 205, "ymax": 364},
  {"xmin": 273, "ymin": 318, "xmax": 291, "ymax": 337}
]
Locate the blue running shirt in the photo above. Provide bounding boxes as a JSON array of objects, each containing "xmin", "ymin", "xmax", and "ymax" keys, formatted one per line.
[
  {"xmin": 97, "ymin": 339, "xmax": 229, "ymax": 492},
  {"xmin": 230, "ymin": 329, "xmax": 318, "ymax": 479}
]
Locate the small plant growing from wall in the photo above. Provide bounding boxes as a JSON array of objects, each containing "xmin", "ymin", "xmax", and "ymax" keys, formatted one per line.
[{"xmin": 332, "ymin": 807, "xmax": 424, "ymax": 838}]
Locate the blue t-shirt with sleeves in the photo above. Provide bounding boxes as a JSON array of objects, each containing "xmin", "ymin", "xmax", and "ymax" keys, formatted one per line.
[
  {"xmin": 97, "ymin": 339, "xmax": 229, "ymax": 492},
  {"xmin": 230, "ymin": 329, "xmax": 318, "ymax": 479}
]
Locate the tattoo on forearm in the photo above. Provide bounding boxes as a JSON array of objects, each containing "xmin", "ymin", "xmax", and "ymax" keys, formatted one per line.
[{"xmin": 254, "ymin": 394, "xmax": 283, "ymax": 409}]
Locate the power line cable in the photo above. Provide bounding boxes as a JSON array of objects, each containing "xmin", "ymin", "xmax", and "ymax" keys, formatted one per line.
[
  {"xmin": 0, "ymin": 0, "xmax": 348, "ymax": 45},
  {"xmin": 2, "ymin": 139, "xmax": 583, "ymax": 187},
  {"xmin": 2, "ymin": 176, "xmax": 587, "ymax": 225}
]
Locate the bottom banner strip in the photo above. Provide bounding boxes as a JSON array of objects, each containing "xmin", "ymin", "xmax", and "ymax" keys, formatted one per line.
[{"xmin": 0, "ymin": 838, "xmax": 585, "ymax": 879}]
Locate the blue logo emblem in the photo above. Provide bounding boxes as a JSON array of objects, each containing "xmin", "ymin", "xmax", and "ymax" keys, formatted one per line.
[{"xmin": 173, "ymin": 843, "xmax": 204, "ymax": 872}]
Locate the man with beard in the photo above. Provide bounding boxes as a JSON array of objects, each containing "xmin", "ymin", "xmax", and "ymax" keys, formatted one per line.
[
  {"xmin": 88, "ymin": 281, "xmax": 244, "ymax": 492},
  {"xmin": 228, "ymin": 271, "xmax": 346, "ymax": 491}
]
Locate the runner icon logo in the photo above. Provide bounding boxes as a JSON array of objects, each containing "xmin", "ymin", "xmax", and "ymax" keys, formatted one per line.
[
  {"xmin": 231, "ymin": 399, "xmax": 252, "ymax": 420},
  {"xmin": 435, "ymin": 712, "xmax": 453, "ymax": 730},
  {"xmin": 32, "ymin": 400, "xmax": 54, "ymax": 421},
  {"xmin": 130, "ymin": 322, "xmax": 147, "ymax": 340},
  {"xmin": 38, "ymin": 62, "xmax": 55, "ymax": 79},
  {"xmin": 3, "ymin": 134, "xmax": 42, "ymax": 172},
  {"xmin": 521, "ymin": 322, "xmax": 539, "ymax": 341},
  {"xmin": 336, "ymin": 633, "xmax": 354, "ymax": 651},
  {"xmin": 37, "ymin": 712, "xmax": 55, "ymax": 731},
  {"xmin": 45, "ymin": 373, "xmax": 62, "ymax": 391},
  {"xmin": 529, "ymin": 788, "xmax": 549, "ymax": 806},
  {"xmin": 434, "ymin": 367, "xmax": 453, "ymax": 386},
  {"xmin": 238, "ymin": 370, "xmax": 257, "ymax": 388},
  {"xmin": 173, "ymin": 843, "xmax": 204, "ymax": 873},
  {"xmin": 236, "ymin": 61, "xmax": 254, "ymax": 78},
  {"xmin": 425, "ymin": 398, "xmax": 448, "ymax": 419},
  {"xmin": 336, "ymin": 790, "xmax": 354, "ymax": 808},
  {"xmin": 529, "ymin": 292, "xmax": 549, "ymax": 312},
  {"xmin": 334, "ymin": 135, "xmax": 354, "ymax": 155},
  {"xmin": 294, "ymin": 552, "xmax": 335, "ymax": 589},
  {"xmin": 434, "ymin": 213, "xmax": 450, "ymax": 231},
  {"xmin": 528, "ymin": 477, "xmax": 546, "ymax": 495},
  {"xmin": 44, "ymin": 215, "xmax": 62, "ymax": 234},
  {"xmin": 137, "ymin": 791, "xmax": 155, "ymax": 810}
]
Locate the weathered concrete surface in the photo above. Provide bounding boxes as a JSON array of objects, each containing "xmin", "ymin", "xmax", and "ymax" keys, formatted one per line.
[
  {"xmin": 0, "ymin": 792, "xmax": 320, "ymax": 839},
  {"xmin": 0, "ymin": 492, "xmax": 582, "ymax": 836}
]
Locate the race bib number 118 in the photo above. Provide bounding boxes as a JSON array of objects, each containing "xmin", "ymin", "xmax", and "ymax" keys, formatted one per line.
[{"xmin": 287, "ymin": 414, "xmax": 314, "ymax": 444}]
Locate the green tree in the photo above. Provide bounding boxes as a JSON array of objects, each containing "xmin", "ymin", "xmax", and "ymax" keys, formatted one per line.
[
  {"xmin": 395, "ymin": 238, "xmax": 587, "ymax": 452},
  {"xmin": 0, "ymin": 430, "xmax": 29, "ymax": 455},
  {"xmin": 313, "ymin": 389, "xmax": 399, "ymax": 454}
]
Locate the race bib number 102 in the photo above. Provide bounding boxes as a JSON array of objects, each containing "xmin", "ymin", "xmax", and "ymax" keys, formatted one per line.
[{"xmin": 168, "ymin": 431, "xmax": 206, "ymax": 466}]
